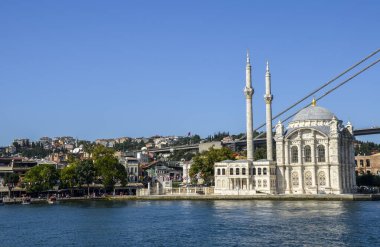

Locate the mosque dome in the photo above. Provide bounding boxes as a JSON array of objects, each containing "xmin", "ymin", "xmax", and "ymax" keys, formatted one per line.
[{"xmin": 291, "ymin": 104, "xmax": 335, "ymax": 122}]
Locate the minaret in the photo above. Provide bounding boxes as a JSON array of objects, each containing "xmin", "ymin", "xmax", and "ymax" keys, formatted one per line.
[
  {"xmin": 244, "ymin": 51, "xmax": 254, "ymax": 161},
  {"xmin": 264, "ymin": 61, "xmax": 273, "ymax": 161}
]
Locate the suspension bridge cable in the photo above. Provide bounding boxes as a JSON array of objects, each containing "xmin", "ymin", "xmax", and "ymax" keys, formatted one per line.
[
  {"xmin": 273, "ymin": 58, "xmax": 380, "ymax": 128},
  {"xmin": 251, "ymin": 57, "xmax": 380, "ymax": 141},
  {"xmin": 253, "ymin": 48, "xmax": 380, "ymax": 133}
]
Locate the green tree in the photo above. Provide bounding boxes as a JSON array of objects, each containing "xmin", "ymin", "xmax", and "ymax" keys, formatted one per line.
[
  {"xmin": 253, "ymin": 147, "xmax": 267, "ymax": 160},
  {"xmin": 92, "ymin": 145, "xmax": 127, "ymax": 192},
  {"xmin": 189, "ymin": 147, "xmax": 235, "ymax": 185},
  {"xmin": 76, "ymin": 159, "xmax": 96, "ymax": 196},
  {"xmin": 3, "ymin": 173, "xmax": 20, "ymax": 197},
  {"xmin": 60, "ymin": 163, "xmax": 78, "ymax": 194},
  {"xmin": 24, "ymin": 164, "xmax": 59, "ymax": 193}
]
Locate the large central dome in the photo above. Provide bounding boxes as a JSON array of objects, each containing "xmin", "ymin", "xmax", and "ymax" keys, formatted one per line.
[{"xmin": 292, "ymin": 105, "xmax": 335, "ymax": 122}]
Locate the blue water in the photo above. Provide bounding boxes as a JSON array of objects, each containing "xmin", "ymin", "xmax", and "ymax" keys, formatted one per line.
[{"xmin": 1, "ymin": 200, "xmax": 380, "ymax": 246}]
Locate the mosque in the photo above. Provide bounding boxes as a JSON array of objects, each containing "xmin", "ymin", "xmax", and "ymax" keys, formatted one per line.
[{"xmin": 214, "ymin": 53, "xmax": 356, "ymax": 195}]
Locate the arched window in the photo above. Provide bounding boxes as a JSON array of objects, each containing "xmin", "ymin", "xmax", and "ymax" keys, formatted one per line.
[
  {"xmin": 263, "ymin": 168, "xmax": 267, "ymax": 175},
  {"xmin": 304, "ymin": 145, "xmax": 311, "ymax": 163},
  {"xmin": 230, "ymin": 168, "xmax": 233, "ymax": 175},
  {"xmin": 222, "ymin": 169, "xmax": 225, "ymax": 175},
  {"xmin": 236, "ymin": 168, "xmax": 240, "ymax": 175},
  {"xmin": 263, "ymin": 179, "xmax": 267, "ymax": 188},
  {"xmin": 253, "ymin": 168, "xmax": 256, "ymax": 175},
  {"xmin": 291, "ymin": 146, "xmax": 298, "ymax": 163},
  {"xmin": 317, "ymin": 145, "xmax": 325, "ymax": 162},
  {"xmin": 258, "ymin": 168, "xmax": 262, "ymax": 175},
  {"xmin": 305, "ymin": 171, "xmax": 312, "ymax": 187},
  {"xmin": 258, "ymin": 180, "xmax": 262, "ymax": 187},
  {"xmin": 242, "ymin": 168, "xmax": 246, "ymax": 175},
  {"xmin": 217, "ymin": 169, "xmax": 220, "ymax": 175},
  {"xmin": 291, "ymin": 172, "xmax": 299, "ymax": 187},
  {"xmin": 318, "ymin": 171, "xmax": 326, "ymax": 186}
]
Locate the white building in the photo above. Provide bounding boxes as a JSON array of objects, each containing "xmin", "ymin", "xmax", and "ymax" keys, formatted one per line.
[{"xmin": 214, "ymin": 53, "xmax": 356, "ymax": 195}]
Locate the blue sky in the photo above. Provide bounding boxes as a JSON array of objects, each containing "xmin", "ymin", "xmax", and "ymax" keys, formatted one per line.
[{"xmin": 0, "ymin": 0, "xmax": 379, "ymax": 145}]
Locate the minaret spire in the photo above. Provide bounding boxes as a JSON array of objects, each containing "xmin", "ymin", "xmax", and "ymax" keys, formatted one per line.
[
  {"xmin": 264, "ymin": 61, "xmax": 273, "ymax": 161},
  {"xmin": 244, "ymin": 51, "xmax": 254, "ymax": 161}
]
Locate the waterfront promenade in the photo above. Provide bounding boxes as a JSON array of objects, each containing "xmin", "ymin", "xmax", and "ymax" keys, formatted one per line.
[{"xmin": 3, "ymin": 193, "xmax": 380, "ymax": 204}]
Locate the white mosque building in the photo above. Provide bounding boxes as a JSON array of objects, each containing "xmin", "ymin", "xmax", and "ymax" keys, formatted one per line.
[{"xmin": 214, "ymin": 53, "xmax": 356, "ymax": 195}]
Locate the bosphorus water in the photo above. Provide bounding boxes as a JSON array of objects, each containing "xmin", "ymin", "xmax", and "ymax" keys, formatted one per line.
[{"xmin": 1, "ymin": 200, "xmax": 380, "ymax": 246}]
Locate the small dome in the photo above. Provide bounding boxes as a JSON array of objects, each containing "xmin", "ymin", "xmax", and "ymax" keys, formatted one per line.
[{"xmin": 292, "ymin": 105, "xmax": 335, "ymax": 122}]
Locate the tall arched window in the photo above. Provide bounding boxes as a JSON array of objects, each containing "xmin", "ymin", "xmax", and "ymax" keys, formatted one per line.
[
  {"xmin": 291, "ymin": 146, "xmax": 298, "ymax": 163},
  {"xmin": 304, "ymin": 145, "xmax": 311, "ymax": 163},
  {"xmin": 317, "ymin": 145, "xmax": 326, "ymax": 162},
  {"xmin": 242, "ymin": 168, "xmax": 246, "ymax": 175},
  {"xmin": 230, "ymin": 168, "xmax": 233, "ymax": 175},
  {"xmin": 318, "ymin": 171, "xmax": 326, "ymax": 186},
  {"xmin": 236, "ymin": 168, "xmax": 240, "ymax": 175},
  {"xmin": 222, "ymin": 169, "xmax": 225, "ymax": 175},
  {"xmin": 253, "ymin": 168, "xmax": 256, "ymax": 175},
  {"xmin": 217, "ymin": 169, "xmax": 221, "ymax": 175},
  {"xmin": 263, "ymin": 168, "xmax": 267, "ymax": 175},
  {"xmin": 291, "ymin": 172, "xmax": 299, "ymax": 187},
  {"xmin": 305, "ymin": 171, "xmax": 312, "ymax": 187}
]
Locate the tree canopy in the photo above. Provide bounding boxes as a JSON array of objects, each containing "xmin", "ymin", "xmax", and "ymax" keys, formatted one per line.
[
  {"xmin": 24, "ymin": 164, "xmax": 59, "ymax": 193},
  {"xmin": 189, "ymin": 147, "xmax": 235, "ymax": 185}
]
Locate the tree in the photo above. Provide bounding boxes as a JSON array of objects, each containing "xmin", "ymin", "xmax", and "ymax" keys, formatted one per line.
[
  {"xmin": 76, "ymin": 159, "xmax": 96, "ymax": 196},
  {"xmin": 3, "ymin": 173, "xmax": 20, "ymax": 197},
  {"xmin": 253, "ymin": 147, "xmax": 267, "ymax": 160},
  {"xmin": 60, "ymin": 163, "xmax": 78, "ymax": 194},
  {"xmin": 92, "ymin": 145, "xmax": 127, "ymax": 192},
  {"xmin": 189, "ymin": 147, "xmax": 235, "ymax": 185},
  {"xmin": 95, "ymin": 155, "xmax": 127, "ymax": 192},
  {"xmin": 24, "ymin": 164, "xmax": 59, "ymax": 193}
]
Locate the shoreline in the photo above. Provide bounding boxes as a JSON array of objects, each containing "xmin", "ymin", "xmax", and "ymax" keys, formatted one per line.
[{"xmin": 3, "ymin": 194, "xmax": 380, "ymax": 204}]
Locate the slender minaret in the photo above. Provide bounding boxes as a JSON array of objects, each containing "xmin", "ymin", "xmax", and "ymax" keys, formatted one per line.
[
  {"xmin": 264, "ymin": 61, "xmax": 273, "ymax": 161},
  {"xmin": 244, "ymin": 51, "xmax": 254, "ymax": 161}
]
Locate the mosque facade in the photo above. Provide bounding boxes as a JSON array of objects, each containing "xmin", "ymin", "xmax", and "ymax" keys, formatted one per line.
[{"xmin": 213, "ymin": 54, "xmax": 356, "ymax": 195}]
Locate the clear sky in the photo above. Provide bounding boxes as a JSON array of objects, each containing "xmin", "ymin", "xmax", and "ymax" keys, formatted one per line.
[{"xmin": 0, "ymin": 0, "xmax": 379, "ymax": 146}]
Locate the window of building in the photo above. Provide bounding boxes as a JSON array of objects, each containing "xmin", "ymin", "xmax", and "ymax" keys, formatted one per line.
[
  {"xmin": 263, "ymin": 168, "xmax": 267, "ymax": 175},
  {"xmin": 242, "ymin": 168, "xmax": 246, "ymax": 175},
  {"xmin": 263, "ymin": 179, "xmax": 267, "ymax": 188},
  {"xmin": 258, "ymin": 168, "xmax": 262, "ymax": 175},
  {"xmin": 317, "ymin": 145, "xmax": 325, "ymax": 162},
  {"xmin": 291, "ymin": 172, "xmax": 299, "ymax": 187},
  {"xmin": 258, "ymin": 180, "xmax": 262, "ymax": 187},
  {"xmin": 291, "ymin": 146, "xmax": 298, "ymax": 163},
  {"xmin": 253, "ymin": 168, "xmax": 256, "ymax": 175},
  {"xmin": 304, "ymin": 145, "xmax": 311, "ymax": 163},
  {"xmin": 366, "ymin": 159, "xmax": 371, "ymax": 167},
  {"xmin": 236, "ymin": 168, "xmax": 240, "ymax": 175},
  {"xmin": 217, "ymin": 169, "xmax": 220, "ymax": 175},
  {"xmin": 305, "ymin": 171, "xmax": 312, "ymax": 187},
  {"xmin": 222, "ymin": 169, "xmax": 225, "ymax": 175},
  {"xmin": 318, "ymin": 171, "xmax": 326, "ymax": 186},
  {"xmin": 360, "ymin": 160, "xmax": 364, "ymax": 167},
  {"xmin": 230, "ymin": 168, "xmax": 233, "ymax": 175}
]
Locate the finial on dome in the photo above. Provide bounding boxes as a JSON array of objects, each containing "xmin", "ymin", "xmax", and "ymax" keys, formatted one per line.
[
  {"xmin": 266, "ymin": 61, "xmax": 270, "ymax": 72},
  {"xmin": 246, "ymin": 50, "xmax": 250, "ymax": 64},
  {"xmin": 311, "ymin": 98, "xmax": 317, "ymax": 107}
]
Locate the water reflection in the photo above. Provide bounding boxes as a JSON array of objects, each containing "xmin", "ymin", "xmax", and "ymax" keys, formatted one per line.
[{"xmin": 0, "ymin": 200, "xmax": 379, "ymax": 246}]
